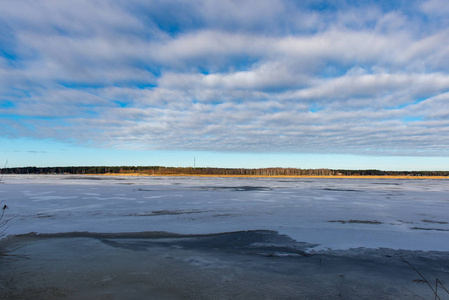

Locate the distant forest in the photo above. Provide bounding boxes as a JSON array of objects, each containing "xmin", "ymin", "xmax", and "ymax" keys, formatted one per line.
[{"xmin": 1, "ymin": 166, "xmax": 449, "ymax": 177}]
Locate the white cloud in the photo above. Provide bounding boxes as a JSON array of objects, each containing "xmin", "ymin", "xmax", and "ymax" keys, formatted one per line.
[
  {"xmin": 420, "ymin": 0, "xmax": 449, "ymax": 17},
  {"xmin": 1, "ymin": 0, "xmax": 449, "ymax": 157},
  {"xmin": 290, "ymin": 72, "xmax": 449, "ymax": 104}
]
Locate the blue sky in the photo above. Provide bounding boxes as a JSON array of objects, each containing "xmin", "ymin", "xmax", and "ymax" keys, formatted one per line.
[{"xmin": 1, "ymin": 0, "xmax": 449, "ymax": 170}]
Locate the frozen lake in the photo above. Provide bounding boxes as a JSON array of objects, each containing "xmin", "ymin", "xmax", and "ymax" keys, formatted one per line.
[
  {"xmin": 1, "ymin": 175, "xmax": 449, "ymax": 251},
  {"xmin": 1, "ymin": 175, "xmax": 449, "ymax": 299}
]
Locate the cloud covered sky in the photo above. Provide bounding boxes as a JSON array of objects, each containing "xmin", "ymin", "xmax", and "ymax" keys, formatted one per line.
[{"xmin": 1, "ymin": 0, "xmax": 449, "ymax": 169}]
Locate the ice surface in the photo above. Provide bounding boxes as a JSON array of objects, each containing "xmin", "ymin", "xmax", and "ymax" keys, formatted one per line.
[
  {"xmin": 6, "ymin": 233, "xmax": 446, "ymax": 300},
  {"xmin": 1, "ymin": 175, "xmax": 449, "ymax": 251}
]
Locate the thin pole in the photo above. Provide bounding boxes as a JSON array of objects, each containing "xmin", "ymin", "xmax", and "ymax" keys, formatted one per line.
[{"xmin": 0, "ymin": 160, "xmax": 7, "ymax": 183}]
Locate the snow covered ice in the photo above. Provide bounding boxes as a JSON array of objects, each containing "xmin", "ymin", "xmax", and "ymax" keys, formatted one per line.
[{"xmin": 2, "ymin": 174, "xmax": 449, "ymax": 251}]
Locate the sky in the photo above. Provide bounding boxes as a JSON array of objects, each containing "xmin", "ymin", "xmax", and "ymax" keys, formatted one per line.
[{"xmin": 1, "ymin": 0, "xmax": 449, "ymax": 171}]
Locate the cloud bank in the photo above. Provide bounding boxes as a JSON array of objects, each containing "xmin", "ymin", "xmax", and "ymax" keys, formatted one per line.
[{"xmin": 1, "ymin": 0, "xmax": 449, "ymax": 156}]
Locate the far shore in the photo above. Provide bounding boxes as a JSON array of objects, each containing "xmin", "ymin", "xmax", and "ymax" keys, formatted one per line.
[{"xmin": 81, "ymin": 173, "xmax": 449, "ymax": 180}]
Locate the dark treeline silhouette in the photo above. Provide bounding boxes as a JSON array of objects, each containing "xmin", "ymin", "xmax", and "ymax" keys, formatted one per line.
[{"xmin": 1, "ymin": 166, "xmax": 448, "ymax": 177}]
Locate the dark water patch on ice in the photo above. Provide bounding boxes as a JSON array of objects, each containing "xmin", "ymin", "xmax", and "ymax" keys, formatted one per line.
[
  {"xmin": 329, "ymin": 220, "xmax": 382, "ymax": 225},
  {"xmin": 99, "ymin": 230, "xmax": 314, "ymax": 257},
  {"xmin": 136, "ymin": 188, "xmax": 154, "ymax": 191},
  {"xmin": 125, "ymin": 209, "xmax": 206, "ymax": 217},
  {"xmin": 321, "ymin": 188, "xmax": 360, "ymax": 192},
  {"xmin": 11, "ymin": 231, "xmax": 185, "ymax": 241},
  {"xmin": 411, "ymin": 227, "xmax": 449, "ymax": 232},
  {"xmin": 36, "ymin": 213, "xmax": 55, "ymax": 219},
  {"xmin": 422, "ymin": 219, "xmax": 448, "ymax": 224},
  {"xmin": 212, "ymin": 213, "xmax": 232, "ymax": 218},
  {"xmin": 199, "ymin": 186, "xmax": 272, "ymax": 191}
]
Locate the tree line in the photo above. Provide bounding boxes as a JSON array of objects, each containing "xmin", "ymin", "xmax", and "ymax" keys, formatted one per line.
[{"xmin": 1, "ymin": 166, "xmax": 448, "ymax": 177}]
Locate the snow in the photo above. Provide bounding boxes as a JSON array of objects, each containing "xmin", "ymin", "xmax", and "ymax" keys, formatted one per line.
[{"xmin": 1, "ymin": 175, "xmax": 449, "ymax": 251}]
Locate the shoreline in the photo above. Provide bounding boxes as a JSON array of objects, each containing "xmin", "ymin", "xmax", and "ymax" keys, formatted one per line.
[{"xmin": 81, "ymin": 173, "xmax": 449, "ymax": 180}]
